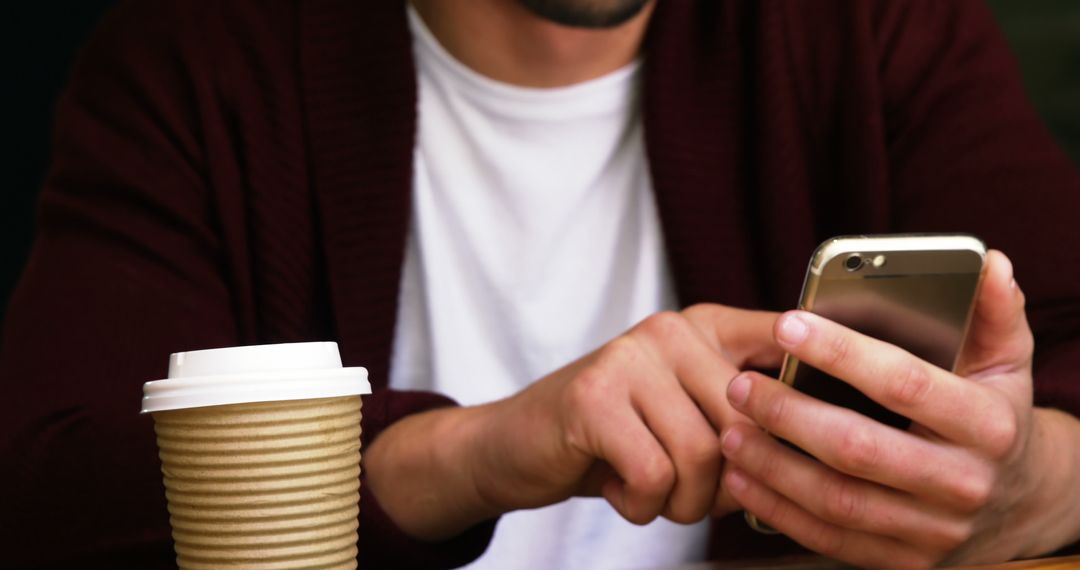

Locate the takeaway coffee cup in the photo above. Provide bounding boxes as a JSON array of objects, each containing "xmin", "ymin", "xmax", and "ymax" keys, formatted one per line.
[{"xmin": 141, "ymin": 342, "xmax": 370, "ymax": 570}]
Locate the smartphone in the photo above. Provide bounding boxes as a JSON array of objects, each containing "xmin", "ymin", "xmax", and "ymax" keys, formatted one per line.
[
  {"xmin": 744, "ymin": 234, "xmax": 986, "ymax": 534},
  {"xmin": 779, "ymin": 233, "xmax": 987, "ymax": 430}
]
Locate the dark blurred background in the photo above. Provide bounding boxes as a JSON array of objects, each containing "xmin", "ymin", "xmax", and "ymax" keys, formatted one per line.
[{"xmin": 4, "ymin": 2, "xmax": 1080, "ymax": 324}]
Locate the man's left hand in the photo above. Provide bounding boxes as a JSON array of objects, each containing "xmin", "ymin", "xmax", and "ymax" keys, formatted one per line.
[{"xmin": 718, "ymin": 250, "xmax": 1080, "ymax": 567}]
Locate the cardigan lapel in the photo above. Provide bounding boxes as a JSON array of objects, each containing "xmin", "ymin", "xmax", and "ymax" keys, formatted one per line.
[
  {"xmin": 300, "ymin": 0, "xmax": 416, "ymax": 390},
  {"xmin": 645, "ymin": 5, "xmax": 823, "ymax": 557},
  {"xmin": 643, "ymin": 1, "xmax": 766, "ymax": 309}
]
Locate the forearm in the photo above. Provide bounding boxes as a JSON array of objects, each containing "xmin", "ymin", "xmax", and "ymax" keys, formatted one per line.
[{"xmin": 363, "ymin": 402, "xmax": 503, "ymax": 541}]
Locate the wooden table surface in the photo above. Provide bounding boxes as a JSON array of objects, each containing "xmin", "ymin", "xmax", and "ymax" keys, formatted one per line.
[{"xmin": 672, "ymin": 554, "xmax": 1080, "ymax": 569}]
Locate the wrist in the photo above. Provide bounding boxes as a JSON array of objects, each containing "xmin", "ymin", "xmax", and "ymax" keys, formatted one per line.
[
  {"xmin": 364, "ymin": 403, "xmax": 503, "ymax": 541},
  {"xmin": 438, "ymin": 401, "xmax": 509, "ymax": 525},
  {"xmin": 463, "ymin": 379, "xmax": 587, "ymax": 513},
  {"xmin": 1014, "ymin": 408, "xmax": 1080, "ymax": 558}
]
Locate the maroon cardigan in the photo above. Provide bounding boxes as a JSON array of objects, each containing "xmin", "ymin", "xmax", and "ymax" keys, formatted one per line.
[{"xmin": 3, "ymin": 0, "xmax": 1079, "ymax": 568}]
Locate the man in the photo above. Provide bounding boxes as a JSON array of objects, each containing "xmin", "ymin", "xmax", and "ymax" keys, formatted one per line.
[{"xmin": 2, "ymin": 0, "xmax": 1079, "ymax": 568}]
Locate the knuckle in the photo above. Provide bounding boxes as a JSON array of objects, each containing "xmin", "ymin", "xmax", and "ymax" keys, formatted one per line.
[
  {"xmin": 760, "ymin": 493, "xmax": 788, "ymax": 529},
  {"xmin": 633, "ymin": 455, "xmax": 676, "ymax": 494},
  {"xmin": 1011, "ymin": 314, "xmax": 1035, "ymax": 358},
  {"xmin": 561, "ymin": 364, "xmax": 622, "ymax": 418},
  {"xmin": 821, "ymin": 475, "xmax": 864, "ymax": 525},
  {"xmin": 622, "ymin": 498, "xmax": 660, "ymax": 526},
  {"xmin": 821, "ymin": 331, "xmax": 855, "ymax": 371},
  {"xmin": 682, "ymin": 303, "xmax": 744, "ymax": 357},
  {"xmin": 981, "ymin": 410, "xmax": 1019, "ymax": 459},
  {"xmin": 637, "ymin": 311, "xmax": 688, "ymax": 343},
  {"xmin": 677, "ymin": 434, "xmax": 722, "ymax": 468},
  {"xmin": 808, "ymin": 520, "xmax": 846, "ymax": 559},
  {"xmin": 935, "ymin": 520, "xmax": 975, "ymax": 551},
  {"xmin": 763, "ymin": 393, "xmax": 791, "ymax": 431},
  {"xmin": 680, "ymin": 303, "xmax": 715, "ymax": 322},
  {"xmin": 883, "ymin": 361, "xmax": 932, "ymax": 408},
  {"xmin": 598, "ymin": 336, "xmax": 641, "ymax": 369},
  {"xmin": 756, "ymin": 446, "xmax": 785, "ymax": 485},
  {"xmin": 836, "ymin": 424, "xmax": 880, "ymax": 476},
  {"xmin": 664, "ymin": 510, "xmax": 692, "ymax": 525},
  {"xmin": 950, "ymin": 471, "xmax": 994, "ymax": 512},
  {"xmin": 565, "ymin": 368, "xmax": 613, "ymax": 413},
  {"xmin": 665, "ymin": 501, "xmax": 709, "ymax": 525},
  {"xmin": 681, "ymin": 303, "xmax": 730, "ymax": 331},
  {"xmin": 1019, "ymin": 326, "xmax": 1035, "ymax": 357}
]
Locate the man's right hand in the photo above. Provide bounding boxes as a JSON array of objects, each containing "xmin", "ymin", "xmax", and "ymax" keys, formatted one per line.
[{"xmin": 364, "ymin": 304, "xmax": 782, "ymax": 540}]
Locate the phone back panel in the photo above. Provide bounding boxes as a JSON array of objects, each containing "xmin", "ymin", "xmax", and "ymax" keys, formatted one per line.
[{"xmin": 781, "ymin": 235, "xmax": 985, "ymax": 430}]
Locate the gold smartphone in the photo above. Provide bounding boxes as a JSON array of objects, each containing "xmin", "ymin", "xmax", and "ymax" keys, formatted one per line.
[{"xmin": 744, "ymin": 234, "xmax": 986, "ymax": 534}]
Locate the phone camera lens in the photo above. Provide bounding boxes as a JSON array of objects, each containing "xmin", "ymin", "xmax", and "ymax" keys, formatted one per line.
[{"xmin": 845, "ymin": 254, "xmax": 863, "ymax": 271}]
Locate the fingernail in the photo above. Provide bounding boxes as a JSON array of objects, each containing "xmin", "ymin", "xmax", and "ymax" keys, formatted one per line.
[
  {"xmin": 722, "ymin": 429, "xmax": 743, "ymax": 455},
  {"xmin": 777, "ymin": 313, "xmax": 809, "ymax": 346},
  {"xmin": 726, "ymin": 469, "xmax": 749, "ymax": 492},
  {"xmin": 728, "ymin": 374, "xmax": 751, "ymax": 407}
]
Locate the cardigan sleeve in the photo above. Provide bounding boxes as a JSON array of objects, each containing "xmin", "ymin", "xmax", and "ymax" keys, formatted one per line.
[
  {"xmin": 0, "ymin": 2, "xmax": 495, "ymax": 568},
  {"xmin": 870, "ymin": 0, "xmax": 1080, "ymax": 416},
  {"xmin": 0, "ymin": 3, "xmax": 233, "ymax": 567}
]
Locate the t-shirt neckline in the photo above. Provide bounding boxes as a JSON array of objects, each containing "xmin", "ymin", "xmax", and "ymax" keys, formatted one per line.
[{"xmin": 407, "ymin": 4, "xmax": 642, "ymax": 121}]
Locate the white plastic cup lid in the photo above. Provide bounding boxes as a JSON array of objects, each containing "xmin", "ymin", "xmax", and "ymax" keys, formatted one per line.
[{"xmin": 141, "ymin": 342, "xmax": 370, "ymax": 413}]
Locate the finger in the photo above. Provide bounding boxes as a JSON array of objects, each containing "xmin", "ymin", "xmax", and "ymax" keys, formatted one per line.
[
  {"xmin": 724, "ymin": 468, "xmax": 935, "ymax": 568},
  {"xmin": 727, "ymin": 371, "xmax": 994, "ymax": 511},
  {"xmin": 681, "ymin": 304, "xmax": 785, "ymax": 369},
  {"xmin": 720, "ymin": 424, "xmax": 974, "ymax": 551},
  {"xmin": 628, "ymin": 313, "xmax": 743, "ymax": 522},
  {"xmin": 587, "ymin": 402, "xmax": 675, "ymax": 525},
  {"xmin": 712, "ymin": 462, "xmax": 742, "ymax": 517},
  {"xmin": 955, "ymin": 250, "xmax": 1033, "ymax": 380},
  {"xmin": 772, "ymin": 310, "xmax": 1006, "ymax": 448},
  {"xmin": 564, "ymin": 338, "xmax": 677, "ymax": 523},
  {"xmin": 574, "ymin": 461, "xmax": 617, "ymax": 497},
  {"xmin": 636, "ymin": 378, "xmax": 724, "ymax": 524},
  {"xmin": 630, "ymin": 311, "xmax": 750, "ymax": 432}
]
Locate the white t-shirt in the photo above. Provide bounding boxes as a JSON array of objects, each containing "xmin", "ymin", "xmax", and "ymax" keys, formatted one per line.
[{"xmin": 389, "ymin": 6, "xmax": 709, "ymax": 569}]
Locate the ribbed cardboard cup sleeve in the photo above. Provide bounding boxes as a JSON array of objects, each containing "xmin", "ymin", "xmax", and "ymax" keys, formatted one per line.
[{"xmin": 152, "ymin": 396, "xmax": 362, "ymax": 570}]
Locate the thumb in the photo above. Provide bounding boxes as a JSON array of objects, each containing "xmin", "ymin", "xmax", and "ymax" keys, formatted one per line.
[
  {"xmin": 681, "ymin": 304, "xmax": 785, "ymax": 370},
  {"xmin": 955, "ymin": 250, "xmax": 1033, "ymax": 378}
]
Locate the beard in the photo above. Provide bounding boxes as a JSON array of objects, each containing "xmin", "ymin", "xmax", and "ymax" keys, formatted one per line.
[{"xmin": 516, "ymin": 0, "xmax": 651, "ymax": 28}]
